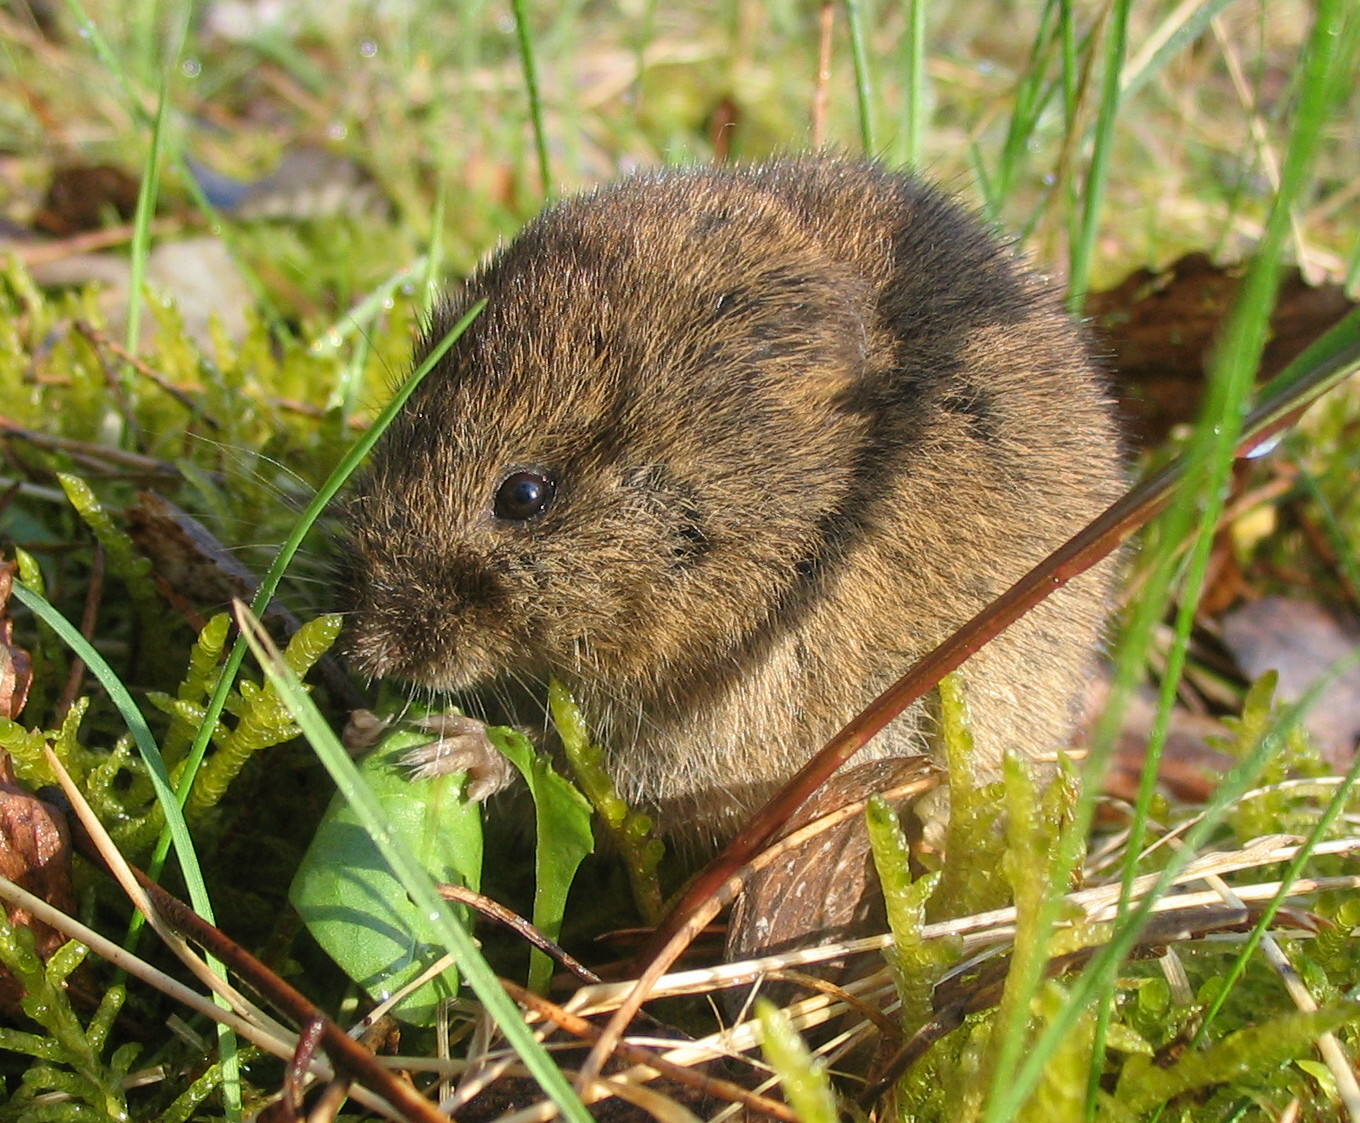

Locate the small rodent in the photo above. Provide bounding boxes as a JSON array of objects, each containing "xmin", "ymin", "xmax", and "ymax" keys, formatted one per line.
[{"xmin": 340, "ymin": 156, "xmax": 1123, "ymax": 851}]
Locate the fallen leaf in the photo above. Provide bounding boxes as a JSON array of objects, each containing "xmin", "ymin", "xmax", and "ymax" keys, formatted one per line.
[
  {"xmin": 1089, "ymin": 252, "xmax": 1355, "ymax": 448},
  {"xmin": 0, "ymin": 752, "xmax": 76, "ymax": 1017},
  {"xmin": 33, "ymin": 163, "xmax": 140, "ymax": 236},
  {"xmin": 1219, "ymin": 596, "xmax": 1360, "ymax": 768},
  {"xmin": 726, "ymin": 756, "xmax": 937, "ymax": 964}
]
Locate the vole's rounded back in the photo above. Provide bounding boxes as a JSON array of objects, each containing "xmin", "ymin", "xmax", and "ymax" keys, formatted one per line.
[{"xmin": 342, "ymin": 157, "xmax": 1123, "ymax": 848}]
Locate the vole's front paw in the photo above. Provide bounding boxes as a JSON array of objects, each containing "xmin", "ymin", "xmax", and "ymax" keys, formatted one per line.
[
  {"xmin": 402, "ymin": 712, "xmax": 516, "ymax": 802},
  {"xmin": 343, "ymin": 708, "xmax": 392, "ymax": 754}
]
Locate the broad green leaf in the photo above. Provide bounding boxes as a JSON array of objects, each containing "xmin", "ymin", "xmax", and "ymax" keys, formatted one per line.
[
  {"xmin": 289, "ymin": 729, "xmax": 483, "ymax": 1025},
  {"xmin": 490, "ymin": 726, "xmax": 593, "ymax": 994}
]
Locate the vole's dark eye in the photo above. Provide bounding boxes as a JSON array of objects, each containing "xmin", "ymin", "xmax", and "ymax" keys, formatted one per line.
[{"xmin": 493, "ymin": 468, "xmax": 557, "ymax": 521}]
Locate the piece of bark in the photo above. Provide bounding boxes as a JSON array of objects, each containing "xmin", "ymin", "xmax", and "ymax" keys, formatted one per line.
[{"xmin": 0, "ymin": 753, "xmax": 76, "ymax": 1017}]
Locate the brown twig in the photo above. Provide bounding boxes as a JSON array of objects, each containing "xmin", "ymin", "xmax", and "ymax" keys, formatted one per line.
[
  {"xmin": 439, "ymin": 883, "xmax": 602, "ymax": 985},
  {"xmin": 11, "ymin": 218, "xmax": 183, "ymax": 269},
  {"xmin": 63, "ymin": 825, "xmax": 449, "ymax": 1123},
  {"xmin": 73, "ymin": 320, "xmax": 221, "ymax": 429},
  {"xmin": 502, "ymin": 979, "xmax": 799, "ymax": 1122},
  {"xmin": 0, "ymin": 418, "xmax": 182, "ymax": 479}
]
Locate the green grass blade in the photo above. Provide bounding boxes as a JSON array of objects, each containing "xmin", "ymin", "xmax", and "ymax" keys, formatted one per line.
[
  {"xmin": 991, "ymin": 0, "xmax": 1062, "ymax": 216},
  {"xmin": 900, "ymin": 0, "xmax": 927, "ymax": 168},
  {"xmin": 1119, "ymin": 0, "xmax": 1236, "ymax": 102},
  {"xmin": 843, "ymin": 0, "xmax": 877, "ymax": 154},
  {"xmin": 123, "ymin": 76, "xmax": 167, "ymax": 366},
  {"xmin": 510, "ymin": 0, "xmax": 552, "ymax": 197},
  {"xmin": 1197, "ymin": 692, "xmax": 1360, "ymax": 1040},
  {"xmin": 9, "ymin": 584, "xmax": 210, "ymax": 919},
  {"xmin": 1066, "ymin": 0, "xmax": 1131, "ymax": 313},
  {"xmin": 983, "ymin": 1, "xmax": 1352, "ymax": 1114}
]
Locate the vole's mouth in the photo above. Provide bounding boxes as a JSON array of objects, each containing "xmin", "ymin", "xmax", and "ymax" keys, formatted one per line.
[{"xmin": 342, "ymin": 607, "xmax": 545, "ymax": 697}]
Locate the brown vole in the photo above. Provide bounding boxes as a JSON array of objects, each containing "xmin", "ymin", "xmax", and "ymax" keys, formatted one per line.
[{"xmin": 340, "ymin": 156, "xmax": 1123, "ymax": 851}]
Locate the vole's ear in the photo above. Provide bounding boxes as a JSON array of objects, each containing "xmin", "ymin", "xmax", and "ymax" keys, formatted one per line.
[{"xmin": 743, "ymin": 264, "xmax": 874, "ymax": 414}]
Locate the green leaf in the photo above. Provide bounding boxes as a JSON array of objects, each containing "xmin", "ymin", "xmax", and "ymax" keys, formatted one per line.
[
  {"xmin": 289, "ymin": 728, "xmax": 484, "ymax": 1025},
  {"xmin": 237, "ymin": 609, "xmax": 591, "ymax": 1122},
  {"xmin": 491, "ymin": 725, "xmax": 593, "ymax": 994}
]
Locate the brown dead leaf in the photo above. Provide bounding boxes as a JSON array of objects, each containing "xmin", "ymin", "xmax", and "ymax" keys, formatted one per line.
[
  {"xmin": 1089, "ymin": 252, "xmax": 1356, "ymax": 448},
  {"xmin": 33, "ymin": 163, "xmax": 141, "ymax": 237},
  {"xmin": 0, "ymin": 752, "xmax": 75, "ymax": 1016},
  {"xmin": 125, "ymin": 490, "xmax": 276, "ymax": 626},
  {"xmin": 1219, "ymin": 595, "xmax": 1360, "ymax": 768},
  {"xmin": 124, "ymin": 491, "xmax": 364, "ymax": 709},
  {"xmin": 0, "ymin": 561, "xmax": 33, "ymax": 720},
  {"xmin": 726, "ymin": 756, "xmax": 935, "ymax": 966},
  {"xmin": 1082, "ymin": 679, "xmax": 1236, "ymax": 808}
]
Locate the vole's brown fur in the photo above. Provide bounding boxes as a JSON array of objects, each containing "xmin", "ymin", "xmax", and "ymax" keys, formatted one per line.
[{"xmin": 341, "ymin": 156, "xmax": 1123, "ymax": 850}]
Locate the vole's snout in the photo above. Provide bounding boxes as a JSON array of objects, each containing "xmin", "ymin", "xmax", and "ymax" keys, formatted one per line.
[{"xmin": 340, "ymin": 544, "xmax": 523, "ymax": 690}]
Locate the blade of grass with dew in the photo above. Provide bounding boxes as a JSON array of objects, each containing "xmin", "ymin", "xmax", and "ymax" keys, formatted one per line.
[
  {"xmin": 982, "ymin": 2, "xmax": 1350, "ymax": 1115},
  {"xmin": 320, "ymin": 255, "xmax": 431, "ymax": 421},
  {"xmin": 421, "ymin": 183, "xmax": 447, "ymax": 315},
  {"xmin": 235, "ymin": 605, "xmax": 593, "ymax": 1123},
  {"xmin": 59, "ymin": 0, "xmax": 285, "ymax": 335},
  {"xmin": 1066, "ymin": 0, "xmax": 1131, "ymax": 314},
  {"xmin": 1096, "ymin": 0, "xmax": 1353, "ymax": 1097},
  {"xmin": 1083, "ymin": 232, "xmax": 1293, "ymax": 1108},
  {"xmin": 988, "ymin": 0, "xmax": 1063, "ymax": 218},
  {"xmin": 148, "ymin": 301, "xmax": 486, "ymax": 882},
  {"xmin": 1106, "ymin": 0, "xmax": 1348, "ymax": 1048},
  {"xmin": 510, "ymin": 0, "xmax": 551, "ymax": 197},
  {"xmin": 329, "ymin": 331, "xmax": 372, "ymax": 428},
  {"xmin": 313, "ymin": 256, "xmax": 431, "ymax": 355},
  {"xmin": 123, "ymin": 75, "xmax": 168, "ymax": 366},
  {"xmin": 1249, "ymin": 309, "xmax": 1360, "ymax": 437},
  {"xmin": 843, "ymin": 0, "xmax": 877, "ymax": 155},
  {"xmin": 61, "ymin": 0, "xmax": 192, "ymax": 363}
]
